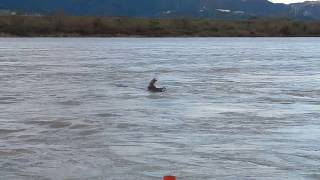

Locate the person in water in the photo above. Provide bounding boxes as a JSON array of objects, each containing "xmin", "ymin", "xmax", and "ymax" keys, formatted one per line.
[{"xmin": 148, "ymin": 78, "xmax": 166, "ymax": 92}]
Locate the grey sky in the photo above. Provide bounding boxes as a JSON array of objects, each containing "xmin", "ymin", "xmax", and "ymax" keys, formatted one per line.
[{"xmin": 269, "ymin": 0, "xmax": 305, "ymax": 3}]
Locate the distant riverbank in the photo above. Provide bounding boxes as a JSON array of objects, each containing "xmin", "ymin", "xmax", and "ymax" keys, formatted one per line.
[{"xmin": 1, "ymin": 15, "xmax": 320, "ymax": 37}]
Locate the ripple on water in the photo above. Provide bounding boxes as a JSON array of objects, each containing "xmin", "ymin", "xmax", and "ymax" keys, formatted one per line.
[
  {"xmin": 114, "ymin": 83, "xmax": 129, "ymax": 88},
  {"xmin": 146, "ymin": 94, "xmax": 167, "ymax": 99},
  {"xmin": 58, "ymin": 100, "xmax": 82, "ymax": 106},
  {"xmin": 286, "ymin": 89, "xmax": 320, "ymax": 98},
  {"xmin": 48, "ymin": 121, "xmax": 72, "ymax": 129},
  {"xmin": 256, "ymin": 96, "xmax": 296, "ymax": 104},
  {"xmin": 69, "ymin": 123, "xmax": 91, "ymax": 129},
  {"xmin": 116, "ymin": 123, "xmax": 139, "ymax": 129},
  {"xmin": 25, "ymin": 120, "xmax": 72, "ymax": 129},
  {"xmin": 0, "ymin": 129, "xmax": 25, "ymax": 135},
  {"xmin": 0, "ymin": 97, "xmax": 20, "ymax": 104},
  {"xmin": 78, "ymin": 129, "xmax": 100, "ymax": 136},
  {"xmin": 95, "ymin": 113, "xmax": 121, "ymax": 117},
  {"xmin": 0, "ymin": 149, "xmax": 34, "ymax": 157}
]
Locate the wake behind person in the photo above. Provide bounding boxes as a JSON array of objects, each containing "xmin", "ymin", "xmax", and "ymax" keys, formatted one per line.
[{"xmin": 148, "ymin": 78, "xmax": 166, "ymax": 92}]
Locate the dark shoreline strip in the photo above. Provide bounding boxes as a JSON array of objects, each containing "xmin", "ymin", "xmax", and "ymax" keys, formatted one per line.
[{"xmin": 0, "ymin": 16, "xmax": 320, "ymax": 37}]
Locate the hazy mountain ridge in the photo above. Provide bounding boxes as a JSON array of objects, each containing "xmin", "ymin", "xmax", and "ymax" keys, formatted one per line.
[
  {"xmin": 0, "ymin": 0, "xmax": 319, "ymax": 19},
  {"xmin": 289, "ymin": 1, "xmax": 320, "ymax": 19}
]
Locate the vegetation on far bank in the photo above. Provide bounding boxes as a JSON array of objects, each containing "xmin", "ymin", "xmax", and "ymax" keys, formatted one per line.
[{"xmin": 0, "ymin": 15, "xmax": 320, "ymax": 37}]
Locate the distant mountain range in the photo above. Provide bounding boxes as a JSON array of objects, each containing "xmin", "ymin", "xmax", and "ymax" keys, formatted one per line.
[{"xmin": 0, "ymin": 0, "xmax": 320, "ymax": 20}]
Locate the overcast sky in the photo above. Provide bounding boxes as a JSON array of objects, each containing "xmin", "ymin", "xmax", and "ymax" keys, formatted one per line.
[{"xmin": 269, "ymin": 0, "xmax": 305, "ymax": 4}]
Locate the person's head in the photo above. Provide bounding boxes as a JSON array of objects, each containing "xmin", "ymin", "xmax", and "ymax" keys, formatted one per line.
[{"xmin": 151, "ymin": 78, "xmax": 157, "ymax": 83}]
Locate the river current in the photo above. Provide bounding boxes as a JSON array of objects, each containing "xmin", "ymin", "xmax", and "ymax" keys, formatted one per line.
[{"xmin": 0, "ymin": 38, "xmax": 319, "ymax": 179}]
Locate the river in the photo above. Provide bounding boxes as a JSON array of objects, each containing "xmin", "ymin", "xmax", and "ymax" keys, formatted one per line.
[{"xmin": 0, "ymin": 38, "xmax": 319, "ymax": 179}]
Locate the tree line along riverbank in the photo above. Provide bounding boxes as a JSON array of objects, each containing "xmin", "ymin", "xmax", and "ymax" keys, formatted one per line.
[{"xmin": 0, "ymin": 15, "xmax": 320, "ymax": 37}]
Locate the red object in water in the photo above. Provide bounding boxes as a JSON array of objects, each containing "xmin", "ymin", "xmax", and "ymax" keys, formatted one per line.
[{"xmin": 163, "ymin": 176, "xmax": 176, "ymax": 180}]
